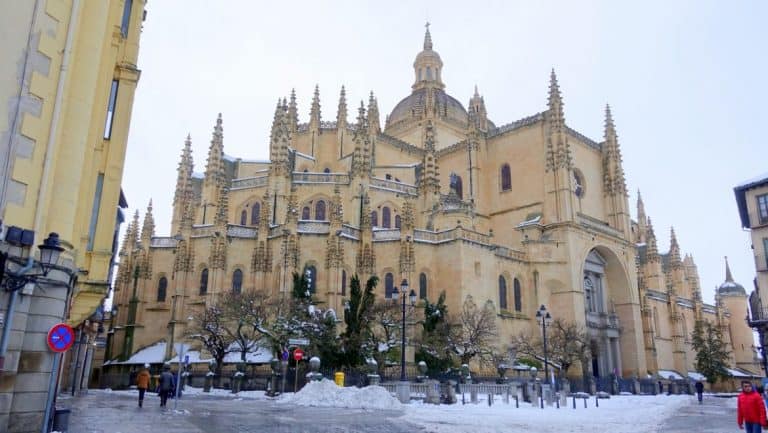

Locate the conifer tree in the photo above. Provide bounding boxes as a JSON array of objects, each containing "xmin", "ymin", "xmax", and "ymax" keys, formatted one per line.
[{"xmin": 691, "ymin": 320, "xmax": 731, "ymax": 384}]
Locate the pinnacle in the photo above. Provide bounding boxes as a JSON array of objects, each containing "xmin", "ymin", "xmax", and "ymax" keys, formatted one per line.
[
  {"xmin": 474, "ymin": 84, "xmax": 479, "ymax": 98},
  {"xmin": 423, "ymin": 22, "xmax": 433, "ymax": 50},
  {"xmin": 548, "ymin": 68, "xmax": 563, "ymax": 109},
  {"xmin": 724, "ymin": 256, "xmax": 734, "ymax": 282}
]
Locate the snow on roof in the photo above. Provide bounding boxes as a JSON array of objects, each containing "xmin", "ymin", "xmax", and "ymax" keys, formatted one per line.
[
  {"xmin": 119, "ymin": 342, "xmax": 167, "ymax": 365},
  {"xmin": 516, "ymin": 214, "xmax": 542, "ymax": 228},
  {"xmin": 657, "ymin": 370, "xmax": 684, "ymax": 379},
  {"xmin": 687, "ymin": 371, "xmax": 705, "ymax": 381},
  {"xmin": 735, "ymin": 172, "xmax": 768, "ymax": 190},
  {"xmin": 728, "ymin": 368, "xmax": 753, "ymax": 378},
  {"xmin": 294, "ymin": 150, "xmax": 315, "ymax": 161}
]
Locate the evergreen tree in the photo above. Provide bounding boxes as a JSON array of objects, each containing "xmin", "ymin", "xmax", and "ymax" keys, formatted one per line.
[
  {"xmin": 340, "ymin": 274, "xmax": 377, "ymax": 367},
  {"xmin": 691, "ymin": 320, "xmax": 731, "ymax": 384},
  {"xmin": 415, "ymin": 291, "xmax": 453, "ymax": 376}
]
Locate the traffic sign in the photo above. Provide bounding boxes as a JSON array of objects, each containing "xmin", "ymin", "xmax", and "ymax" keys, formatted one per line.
[
  {"xmin": 288, "ymin": 338, "xmax": 309, "ymax": 346},
  {"xmin": 293, "ymin": 348, "xmax": 304, "ymax": 361},
  {"xmin": 281, "ymin": 349, "xmax": 289, "ymax": 361},
  {"xmin": 47, "ymin": 323, "xmax": 75, "ymax": 353}
]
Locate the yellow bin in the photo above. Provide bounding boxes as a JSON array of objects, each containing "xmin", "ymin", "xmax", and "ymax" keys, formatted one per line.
[{"xmin": 334, "ymin": 371, "xmax": 345, "ymax": 387}]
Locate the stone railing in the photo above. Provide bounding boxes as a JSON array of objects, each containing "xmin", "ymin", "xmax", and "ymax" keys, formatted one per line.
[
  {"xmin": 577, "ymin": 213, "xmax": 623, "ymax": 238},
  {"xmin": 493, "ymin": 246, "xmax": 526, "ymax": 261},
  {"xmin": 675, "ymin": 298, "xmax": 695, "ymax": 309},
  {"xmin": 373, "ymin": 228, "xmax": 401, "ymax": 241},
  {"xmin": 150, "ymin": 237, "xmax": 178, "ymax": 248},
  {"xmin": 370, "ymin": 177, "xmax": 418, "ymax": 196},
  {"xmin": 292, "ymin": 172, "xmax": 350, "ymax": 184},
  {"xmin": 297, "ymin": 220, "xmax": 331, "ymax": 234},
  {"xmin": 645, "ymin": 289, "xmax": 669, "ymax": 302},
  {"xmin": 702, "ymin": 304, "xmax": 717, "ymax": 315},
  {"xmin": 231, "ymin": 176, "xmax": 268, "ymax": 190},
  {"xmin": 191, "ymin": 224, "xmax": 216, "ymax": 238},
  {"xmin": 227, "ymin": 225, "xmax": 257, "ymax": 239},
  {"xmin": 340, "ymin": 224, "xmax": 360, "ymax": 240}
]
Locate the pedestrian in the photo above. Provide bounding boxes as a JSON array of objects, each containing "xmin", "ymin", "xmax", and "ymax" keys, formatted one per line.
[
  {"xmin": 658, "ymin": 380, "xmax": 663, "ymax": 394},
  {"xmin": 737, "ymin": 381, "xmax": 768, "ymax": 432},
  {"xmin": 159, "ymin": 365, "xmax": 174, "ymax": 408},
  {"xmin": 694, "ymin": 380, "xmax": 704, "ymax": 404},
  {"xmin": 136, "ymin": 363, "xmax": 151, "ymax": 408}
]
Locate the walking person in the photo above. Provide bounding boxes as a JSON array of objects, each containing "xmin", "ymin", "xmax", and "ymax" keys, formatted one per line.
[
  {"xmin": 136, "ymin": 363, "xmax": 151, "ymax": 408},
  {"xmin": 694, "ymin": 380, "xmax": 704, "ymax": 405},
  {"xmin": 737, "ymin": 381, "xmax": 768, "ymax": 432},
  {"xmin": 159, "ymin": 365, "xmax": 174, "ymax": 408}
]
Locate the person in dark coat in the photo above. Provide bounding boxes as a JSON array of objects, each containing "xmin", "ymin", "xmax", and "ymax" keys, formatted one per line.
[
  {"xmin": 737, "ymin": 381, "xmax": 767, "ymax": 432},
  {"xmin": 695, "ymin": 380, "xmax": 704, "ymax": 404},
  {"xmin": 158, "ymin": 365, "xmax": 175, "ymax": 408}
]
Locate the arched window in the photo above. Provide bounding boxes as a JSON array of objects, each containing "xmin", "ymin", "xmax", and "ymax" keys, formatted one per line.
[
  {"xmin": 395, "ymin": 215, "xmax": 401, "ymax": 229},
  {"xmin": 427, "ymin": 66, "xmax": 433, "ymax": 80},
  {"xmin": 382, "ymin": 207, "xmax": 391, "ymax": 228},
  {"xmin": 251, "ymin": 202, "xmax": 260, "ymax": 226},
  {"xmin": 315, "ymin": 201, "xmax": 326, "ymax": 221},
  {"xmin": 513, "ymin": 278, "xmax": 522, "ymax": 312},
  {"xmin": 385, "ymin": 273, "xmax": 394, "ymax": 298},
  {"xmin": 240, "ymin": 210, "xmax": 247, "ymax": 225},
  {"xmin": 232, "ymin": 269, "xmax": 243, "ymax": 294},
  {"xmin": 371, "ymin": 211, "xmax": 378, "ymax": 227},
  {"xmin": 157, "ymin": 277, "xmax": 167, "ymax": 302},
  {"xmin": 341, "ymin": 270, "xmax": 347, "ymax": 296},
  {"xmin": 498, "ymin": 276, "xmax": 508, "ymax": 310},
  {"xmin": 572, "ymin": 169, "xmax": 585, "ymax": 198},
  {"xmin": 305, "ymin": 265, "xmax": 317, "ymax": 294},
  {"xmin": 200, "ymin": 269, "xmax": 209, "ymax": 295},
  {"xmin": 501, "ymin": 164, "xmax": 512, "ymax": 191},
  {"xmin": 302, "ymin": 206, "xmax": 311, "ymax": 220},
  {"xmin": 419, "ymin": 273, "xmax": 427, "ymax": 299},
  {"xmin": 418, "ymin": 68, "xmax": 422, "ymax": 81}
]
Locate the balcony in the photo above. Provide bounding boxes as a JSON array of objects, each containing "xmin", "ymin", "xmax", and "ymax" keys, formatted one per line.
[
  {"xmin": 292, "ymin": 172, "xmax": 350, "ymax": 184},
  {"xmin": 231, "ymin": 175, "xmax": 268, "ymax": 190},
  {"xmin": 370, "ymin": 177, "xmax": 418, "ymax": 196}
]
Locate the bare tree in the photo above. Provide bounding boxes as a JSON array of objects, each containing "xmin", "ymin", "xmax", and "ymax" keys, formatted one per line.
[
  {"xmin": 219, "ymin": 290, "xmax": 271, "ymax": 362},
  {"xmin": 448, "ymin": 296, "xmax": 498, "ymax": 366},
  {"xmin": 186, "ymin": 305, "xmax": 236, "ymax": 377},
  {"xmin": 511, "ymin": 318, "xmax": 590, "ymax": 377}
]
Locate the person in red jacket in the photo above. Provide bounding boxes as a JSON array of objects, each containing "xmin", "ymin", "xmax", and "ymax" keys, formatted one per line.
[{"xmin": 738, "ymin": 381, "xmax": 768, "ymax": 432}]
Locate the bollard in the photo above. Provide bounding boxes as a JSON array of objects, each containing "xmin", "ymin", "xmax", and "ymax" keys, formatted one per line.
[
  {"xmin": 573, "ymin": 396, "xmax": 576, "ymax": 409},
  {"xmin": 595, "ymin": 394, "xmax": 599, "ymax": 408},
  {"xmin": 556, "ymin": 393, "xmax": 560, "ymax": 409},
  {"xmin": 540, "ymin": 393, "xmax": 544, "ymax": 409},
  {"xmin": 584, "ymin": 397, "xmax": 587, "ymax": 408},
  {"xmin": 515, "ymin": 394, "xmax": 519, "ymax": 408},
  {"xmin": 488, "ymin": 393, "xmax": 492, "ymax": 406}
]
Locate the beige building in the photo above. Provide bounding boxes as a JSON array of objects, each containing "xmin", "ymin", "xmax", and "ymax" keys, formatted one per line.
[
  {"xmin": 0, "ymin": 0, "xmax": 146, "ymax": 431},
  {"xmin": 737, "ymin": 174, "xmax": 768, "ymax": 374},
  {"xmin": 110, "ymin": 26, "xmax": 757, "ymax": 383}
]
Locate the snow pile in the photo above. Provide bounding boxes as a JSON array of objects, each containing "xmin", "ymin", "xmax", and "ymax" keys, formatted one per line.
[{"xmin": 283, "ymin": 379, "xmax": 402, "ymax": 410}]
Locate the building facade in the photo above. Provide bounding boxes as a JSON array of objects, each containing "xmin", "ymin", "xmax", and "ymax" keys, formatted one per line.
[
  {"xmin": 737, "ymin": 174, "xmax": 768, "ymax": 375},
  {"xmin": 0, "ymin": 0, "xmax": 145, "ymax": 431},
  {"xmin": 110, "ymin": 27, "xmax": 757, "ymax": 382}
]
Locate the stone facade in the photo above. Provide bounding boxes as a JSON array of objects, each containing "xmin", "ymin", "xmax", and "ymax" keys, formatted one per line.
[
  {"xmin": 110, "ymin": 26, "xmax": 757, "ymax": 381},
  {"xmin": 0, "ymin": 1, "xmax": 146, "ymax": 431}
]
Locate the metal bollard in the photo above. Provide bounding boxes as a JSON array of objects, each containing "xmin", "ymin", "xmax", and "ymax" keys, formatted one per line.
[
  {"xmin": 540, "ymin": 393, "xmax": 544, "ymax": 409},
  {"xmin": 488, "ymin": 393, "xmax": 492, "ymax": 406},
  {"xmin": 556, "ymin": 393, "xmax": 560, "ymax": 409},
  {"xmin": 572, "ymin": 396, "xmax": 576, "ymax": 409},
  {"xmin": 584, "ymin": 397, "xmax": 587, "ymax": 408},
  {"xmin": 515, "ymin": 394, "xmax": 519, "ymax": 408},
  {"xmin": 595, "ymin": 394, "xmax": 599, "ymax": 408}
]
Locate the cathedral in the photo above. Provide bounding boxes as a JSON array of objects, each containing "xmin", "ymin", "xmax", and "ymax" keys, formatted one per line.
[{"xmin": 109, "ymin": 26, "xmax": 759, "ymax": 380}]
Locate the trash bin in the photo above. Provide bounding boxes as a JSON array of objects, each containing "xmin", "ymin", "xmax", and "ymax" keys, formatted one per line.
[
  {"xmin": 334, "ymin": 372, "xmax": 345, "ymax": 387},
  {"xmin": 52, "ymin": 408, "xmax": 71, "ymax": 432}
]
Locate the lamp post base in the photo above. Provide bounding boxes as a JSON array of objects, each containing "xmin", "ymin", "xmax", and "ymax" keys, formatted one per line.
[{"xmin": 396, "ymin": 381, "xmax": 410, "ymax": 404}]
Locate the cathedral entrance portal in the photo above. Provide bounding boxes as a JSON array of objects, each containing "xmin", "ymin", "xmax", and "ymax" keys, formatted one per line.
[{"xmin": 584, "ymin": 249, "xmax": 622, "ymax": 378}]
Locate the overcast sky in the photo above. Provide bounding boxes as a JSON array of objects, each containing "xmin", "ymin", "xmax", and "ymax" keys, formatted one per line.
[{"xmin": 122, "ymin": 0, "xmax": 767, "ymax": 307}]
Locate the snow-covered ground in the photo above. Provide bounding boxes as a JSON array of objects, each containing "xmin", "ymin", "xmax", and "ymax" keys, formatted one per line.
[{"xmin": 84, "ymin": 382, "xmax": 701, "ymax": 433}]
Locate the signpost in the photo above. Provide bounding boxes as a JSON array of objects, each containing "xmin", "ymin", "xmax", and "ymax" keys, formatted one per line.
[{"xmin": 293, "ymin": 348, "xmax": 304, "ymax": 392}]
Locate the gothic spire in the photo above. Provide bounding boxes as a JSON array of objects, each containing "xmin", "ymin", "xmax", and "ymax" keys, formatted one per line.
[
  {"xmin": 602, "ymin": 104, "xmax": 627, "ymax": 196},
  {"xmin": 669, "ymin": 226, "xmax": 682, "ymax": 266},
  {"xmin": 351, "ymin": 101, "xmax": 370, "ymax": 178},
  {"xmin": 140, "ymin": 199, "xmax": 155, "ymax": 243},
  {"xmin": 548, "ymin": 69, "xmax": 564, "ymax": 123},
  {"xmin": 637, "ymin": 190, "xmax": 646, "ymax": 220},
  {"xmin": 545, "ymin": 69, "xmax": 571, "ymax": 172},
  {"xmin": 204, "ymin": 113, "xmax": 225, "ymax": 189},
  {"xmin": 174, "ymin": 134, "xmax": 194, "ymax": 206},
  {"xmin": 310, "ymin": 84, "xmax": 321, "ymax": 127},
  {"xmin": 725, "ymin": 256, "xmax": 735, "ymax": 282},
  {"xmin": 213, "ymin": 182, "xmax": 229, "ymax": 228},
  {"xmin": 287, "ymin": 89, "xmax": 298, "ymax": 133},
  {"xmin": 368, "ymin": 91, "xmax": 380, "ymax": 134},
  {"xmin": 646, "ymin": 217, "xmax": 659, "ymax": 259},
  {"xmin": 336, "ymin": 85, "xmax": 347, "ymax": 129}
]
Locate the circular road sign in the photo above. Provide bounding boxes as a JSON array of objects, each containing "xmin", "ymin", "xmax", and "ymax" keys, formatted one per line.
[
  {"xmin": 47, "ymin": 323, "xmax": 75, "ymax": 353},
  {"xmin": 293, "ymin": 348, "xmax": 304, "ymax": 361}
]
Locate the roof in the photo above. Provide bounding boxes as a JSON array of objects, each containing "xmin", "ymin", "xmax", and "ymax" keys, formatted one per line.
[
  {"xmin": 657, "ymin": 369, "xmax": 684, "ymax": 379},
  {"xmin": 734, "ymin": 172, "xmax": 768, "ymax": 228},
  {"xmin": 388, "ymin": 88, "xmax": 468, "ymax": 128}
]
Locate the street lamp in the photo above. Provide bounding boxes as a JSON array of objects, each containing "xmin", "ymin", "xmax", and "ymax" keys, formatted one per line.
[
  {"xmin": 535, "ymin": 304, "xmax": 552, "ymax": 386},
  {"xmin": 391, "ymin": 279, "xmax": 417, "ymax": 382}
]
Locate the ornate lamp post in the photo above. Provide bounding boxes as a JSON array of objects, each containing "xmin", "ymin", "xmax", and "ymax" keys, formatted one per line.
[
  {"xmin": 391, "ymin": 279, "xmax": 417, "ymax": 382},
  {"xmin": 535, "ymin": 305, "xmax": 552, "ymax": 385}
]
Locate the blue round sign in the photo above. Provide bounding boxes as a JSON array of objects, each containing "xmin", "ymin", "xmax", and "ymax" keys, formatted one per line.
[{"xmin": 47, "ymin": 323, "xmax": 74, "ymax": 353}]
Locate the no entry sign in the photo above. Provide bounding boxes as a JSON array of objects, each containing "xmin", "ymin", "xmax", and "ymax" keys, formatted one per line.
[
  {"xmin": 293, "ymin": 348, "xmax": 304, "ymax": 361},
  {"xmin": 47, "ymin": 323, "xmax": 75, "ymax": 353}
]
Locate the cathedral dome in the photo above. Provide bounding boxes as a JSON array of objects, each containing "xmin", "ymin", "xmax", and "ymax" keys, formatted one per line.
[
  {"xmin": 387, "ymin": 24, "xmax": 469, "ymax": 128},
  {"xmin": 717, "ymin": 257, "xmax": 746, "ymax": 297},
  {"xmin": 388, "ymin": 88, "xmax": 469, "ymax": 127}
]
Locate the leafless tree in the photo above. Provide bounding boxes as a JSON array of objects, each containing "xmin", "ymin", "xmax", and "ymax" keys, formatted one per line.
[
  {"xmin": 510, "ymin": 318, "xmax": 590, "ymax": 376},
  {"xmin": 448, "ymin": 295, "xmax": 498, "ymax": 366},
  {"xmin": 218, "ymin": 290, "xmax": 271, "ymax": 362},
  {"xmin": 186, "ymin": 305, "xmax": 236, "ymax": 377}
]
